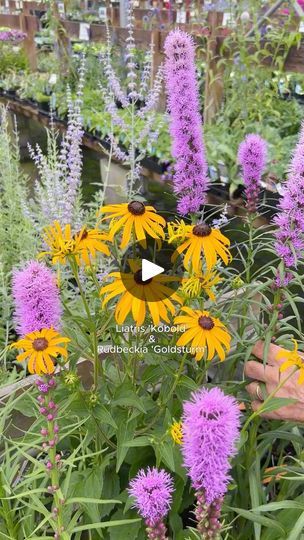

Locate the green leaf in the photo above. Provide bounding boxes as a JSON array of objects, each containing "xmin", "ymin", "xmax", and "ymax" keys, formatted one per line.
[
  {"xmin": 94, "ymin": 404, "xmax": 117, "ymax": 429},
  {"xmin": 154, "ymin": 440, "xmax": 175, "ymax": 472},
  {"xmin": 72, "ymin": 518, "xmax": 141, "ymax": 533},
  {"xmin": 257, "ymin": 397, "xmax": 298, "ymax": 415},
  {"xmin": 65, "ymin": 497, "xmax": 121, "ymax": 506},
  {"xmin": 123, "ymin": 436, "xmax": 152, "ymax": 448},
  {"xmin": 116, "ymin": 416, "xmax": 137, "ymax": 472},
  {"xmin": 112, "ymin": 395, "xmax": 146, "ymax": 413},
  {"xmin": 109, "ymin": 509, "xmax": 143, "ymax": 540},
  {"xmin": 254, "ymin": 501, "xmax": 304, "ymax": 512},
  {"xmin": 287, "ymin": 511, "xmax": 304, "ymax": 540},
  {"xmin": 249, "ymin": 456, "xmax": 262, "ymax": 540},
  {"xmin": 226, "ymin": 506, "xmax": 285, "ymax": 534}
]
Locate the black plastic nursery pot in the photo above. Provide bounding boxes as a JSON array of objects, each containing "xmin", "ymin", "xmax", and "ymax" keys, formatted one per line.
[
  {"xmin": 141, "ymin": 155, "xmax": 170, "ymax": 175},
  {"xmin": 38, "ymin": 100, "xmax": 50, "ymax": 113}
]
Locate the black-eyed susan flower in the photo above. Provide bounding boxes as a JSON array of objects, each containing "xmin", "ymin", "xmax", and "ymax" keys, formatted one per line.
[
  {"xmin": 174, "ymin": 308, "xmax": 231, "ymax": 361},
  {"xmin": 76, "ymin": 227, "xmax": 110, "ymax": 265},
  {"xmin": 170, "ymin": 420, "xmax": 183, "ymax": 444},
  {"xmin": 100, "ymin": 261, "xmax": 182, "ymax": 326},
  {"xmin": 11, "ymin": 328, "xmax": 70, "ymax": 375},
  {"xmin": 40, "ymin": 221, "xmax": 110, "ymax": 266},
  {"xmin": 40, "ymin": 221, "xmax": 78, "ymax": 264},
  {"xmin": 277, "ymin": 340, "xmax": 304, "ymax": 384},
  {"xmin": 181, "ymin": 270, "xmax": 221, "ymax": 301},
  {"xmin": 99, "ymin": 201, "xmax": 166, "ymax": 249},
  {"xmin": 169, "ymin": 222, "xmax": 231, "ymax": 272},
  {"xmin": 167, "ymin": 219, "xmax": 191, "ymax": 245}
]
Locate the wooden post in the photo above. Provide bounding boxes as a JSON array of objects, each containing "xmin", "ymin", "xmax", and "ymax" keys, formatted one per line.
[
  {"xmin": 20, "ymin": 13, "xmax": 38, "ymax": 71},
  {"xmin": 203, "ymin": 11, "xmax": 224, "ymax": 124},
  {"xmin": 50, "ymin": 0, "xmax": 71, "ymax": 78}
]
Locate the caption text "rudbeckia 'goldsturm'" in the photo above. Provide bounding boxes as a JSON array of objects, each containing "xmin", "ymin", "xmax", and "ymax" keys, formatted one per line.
[{"xmin": 98, "ymin": 325, "xmax": 205, "ymax": 355}]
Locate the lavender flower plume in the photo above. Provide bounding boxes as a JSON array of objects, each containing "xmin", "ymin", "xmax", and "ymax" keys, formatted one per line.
[
  {"xmin": 164, "ymin": 29, "xmax": 209, "ymax": 215},
  {"xmin": 182, "ymin": 387, "xmax": 240, "ymax": 504},
  {"xmin": 274, "ymin": 121, "xmax": 304, "ymax": 267},
  {"xmin": 24, "ymin": 60, "xmax": 85, "ymax": 229},
  {"xmin": 12, "ymin": 260, "xmax": 62, "ymax": 336},
  {"xmin": 128, "ymin": 467, "xmax": 174, "ymax": 527},
  {"xmin": 238, "ymin": 134, "xmax": 267, "ymax": 213}
]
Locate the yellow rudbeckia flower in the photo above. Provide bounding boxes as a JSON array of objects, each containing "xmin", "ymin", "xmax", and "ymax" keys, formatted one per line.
[
  {"xmin": 170, "ymin": 222, "xmax": 231, "ymax": 272},
  {"xmin": 76, "ymin": 227, "xmax": 110, "ymax": 265},
  {"xmin": 277, "ymin": 340, "xmax": 304, "ymax": 384},
  {"xmin": 100, "ymin": 261, "xmax": 181, "ymax": 326},
  {"xmin": 99, "ymin": 201, "xmax": 166, "ymax": 249},
  {"xmin": 11, "ymin": 328, "xmax": 70, "ymax": 375},
  {"xmin": 181, "ymin": 270, "xmax": 221, "ymax": 300},
  {"xmin": 170, "ymin": 421, "xmax": 183, "ymax": 445},
  {"xmin": 40, "ymin": 221, "xmax": 109, "ymax": 265},
  {"xmin": 174, "ymin": 308, "xmax": 231, "ymax": 361}
]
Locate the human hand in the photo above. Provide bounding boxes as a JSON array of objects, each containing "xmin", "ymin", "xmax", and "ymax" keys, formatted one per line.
[{"xmin": 245, "ymin": 340, "xmax": 304, "ymax": 422}]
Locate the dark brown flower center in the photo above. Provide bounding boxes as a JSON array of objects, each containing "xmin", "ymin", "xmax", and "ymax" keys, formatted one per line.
[
  {"xmin": 193, "ymin": 223, "xmax": 212, "ymax": 237},
  {"xmin": 134, "ymin": 269, "xmax": 152, "ymax": 285},
  {"xmin": 128, "ymin": 201, "xmax": 145, "ymax": 216},
  {"xmin": 78, "ymin": 228, "xmax": 88, "ymax": 241},
  {"xmin": 33, "ymin": 338, "xmax": 49, "ymax": 351},
  {"xmin": 198, "ymin": 315, "xmax": 214, "ymax": 330}
]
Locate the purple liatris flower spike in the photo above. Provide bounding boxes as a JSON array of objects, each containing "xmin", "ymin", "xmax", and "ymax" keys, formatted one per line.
[
  {"xmin": 182, "ymin": 387, "xmax": 240, "ymax": 538},
  {"xmin": 182, "ymin": 387, "xmax": 240, "ymax": 503},
  {"xmin": 274, "ymin": 121, "xmax": 304, "ymax": 268},
  {"xmin": 12, "ymin": 260, "xmax": 62, "ymax": 336},
  {"xmin": 164, "ymin": 29, "xmax": 209, "ymax": 215},
  {"xmin": 238, "ymin": 134, "xmax": 267, "ymax": 213},
  {"xmin": 128, "ymin": 467, "xmax": 174, "ymax": 539}
]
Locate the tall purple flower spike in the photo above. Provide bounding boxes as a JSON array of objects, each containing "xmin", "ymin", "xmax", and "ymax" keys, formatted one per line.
[
  {"xmin": 164, "ymin": 29, "xmax": 210, "ymax": 215},
  {"xmin": 182, "ymin": 387, "xmax": 240, "ymax": 538},
  {"xmin": 274, "ymin": 121, "xmax": 304, "ymax": 268},
  {"xmin": 128, "ymin": 467, "xmax": 174, "ymax": 539},
  {"xmin": 238, "ymin": 134, "xmax": 267, "ymax": 213},
  {"xmin": 182, "ymin": 387, "xmax": 240, "ymax": 503},
  {"xmin": 12, "ymin": 260, "xmax": 62, "ymax": 336}
]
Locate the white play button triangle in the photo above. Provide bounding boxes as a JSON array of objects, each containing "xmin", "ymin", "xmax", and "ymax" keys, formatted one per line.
[{"xmin": 141, "ymin": 259, "xmax": 164, "ymax": 282}]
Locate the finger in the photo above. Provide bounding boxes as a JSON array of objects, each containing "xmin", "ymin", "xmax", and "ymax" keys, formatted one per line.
[
  {"xmin": 244, "ymin": 360, "xmax": 277, "ymax": 382},
  {"xmin": 252, "ymin": 401, "xmax": 304, "ymax": 422},
  {"xmin": 252, "ymin": 341, "xmax": 284, "ymax": 367},
  {"xmin": 246, "ymin": 382, "xmax": 263, "ymax": 401}
]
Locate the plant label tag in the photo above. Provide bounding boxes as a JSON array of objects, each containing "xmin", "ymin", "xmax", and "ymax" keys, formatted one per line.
[
  {"xmin": 299, "ymin": 20, "xmax": 304, "ymax": 33},
  {"xmin": 176, "ymin": 9, "xmax": 186, "ymax": 23},
  {"xmin": 79, "ymin": 23, "xmax": 90, "ymax": 41},
  {"xmin": 98, "ymin": 6, "xmax": 107, "ymax": 21},
  {"xmin": 222, "ymin": 12, "xmax": 235, "ymax": 27},
  {"xmin": 58, "ymin": 2, "xmax": 65, "ymax": 15}
]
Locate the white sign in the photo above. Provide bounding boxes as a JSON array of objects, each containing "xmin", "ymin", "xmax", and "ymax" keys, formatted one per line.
[
  {"xmin": 176, "ymin": 9, "xmax": 186, "ymax": 23},
  {"xmin": 98, "ymin": 6, "xmax": 107, "ymax": 21},
  {"xmin": 58, "ymin": 2, "xmax": 65, "ymax": 15},
  {"xmin": 300, "ymin": 20, "xmax": 304, "ymax": 33},
  {"xmin": 222, "ymin": 12, "xmax": 235, "ymax": 27},
  {"xmin": 79, "ymin": 23, "xmax": 90, "ymax": 41},
  {"xmin": 49, "ymin": 73, "xmax": 57, "ymax": 85}
]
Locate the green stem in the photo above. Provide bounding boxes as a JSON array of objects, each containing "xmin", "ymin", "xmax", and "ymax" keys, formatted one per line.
[{"xmin": 136, "ymin": 353, "xmax": 187, "ymax": 435}]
